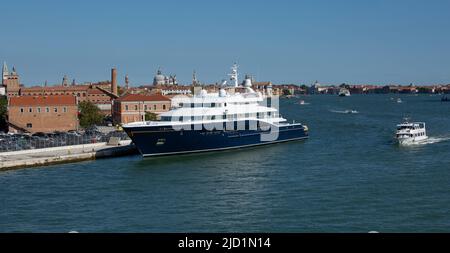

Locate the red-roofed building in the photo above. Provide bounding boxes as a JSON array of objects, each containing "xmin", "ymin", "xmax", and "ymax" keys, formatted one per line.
[
  {"xmin": 21, "ymin": 83, "xmax": 113, "ymax": 115},
  {"xmin": 113, "ymin": 94, "xmax": 171, "ymax": 124},
  {"xmin": 18, "ymin": 68, "xmax": 119, "ymax": 116},
  {"xmin": 8, "ymin": 95, "xmax": 78, "ymax": 133},
  {"xmin": 21, "ymin": 85, "xmax": 90, "ymax": 98}
]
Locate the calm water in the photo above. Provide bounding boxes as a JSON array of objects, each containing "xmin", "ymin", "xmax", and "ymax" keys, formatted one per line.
[{"xmin": 1, "ymin": 94, "xmax": 450, "ymax": 232}]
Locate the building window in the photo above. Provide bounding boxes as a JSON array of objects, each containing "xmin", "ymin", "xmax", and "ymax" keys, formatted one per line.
[
  {"xmin": 153, "ymin": 105, "xmax": 157, "ymax": 110},
  {"xmin": 29, "ymin": 108, "xmax": 33, "ymax": 113},
  {"xmin": 37, "ymin": 107, "xmax": 41, "ymax": 113},
  {"xmin": 46, "ymin": 107, "xmax": 49, "ymax": 113},
  {"xmin": 125, "ymin": 105, "xmax": 129, "ymax": 111},
  {"xmin": 63, "ymin": 107, "xmax": 67, "ymax": 113},
  {"xmin": 144, "ymin": 105, "xmax": 148, "ymax": 111},
  {"xmin": 134, "ymin": 105, "xmax": 138, "ymax": 110},
  {"xmin": 163, "ymin": 104, "xmax": 166, "ymax": 110},
  {"xmin": 26, "ymin": 123, "xmax": 32, "ymax": 128},
  {"xmin": 54, "ymin": 107, "xmax": 58, "ymax": 113},
  {"xmin": 20, "ymin": 108, "xmax": 24, "ymax": 113}
]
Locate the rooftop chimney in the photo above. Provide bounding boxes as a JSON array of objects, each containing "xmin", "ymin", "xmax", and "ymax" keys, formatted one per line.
[{"xmin": 111, "ymin": 68, "xmax": 118, "ymax": 96}]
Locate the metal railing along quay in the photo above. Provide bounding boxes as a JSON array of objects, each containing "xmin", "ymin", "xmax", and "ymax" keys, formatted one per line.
[{"xmin": 0, "ymin": 129, "xmax": 130, "ymax": 153}]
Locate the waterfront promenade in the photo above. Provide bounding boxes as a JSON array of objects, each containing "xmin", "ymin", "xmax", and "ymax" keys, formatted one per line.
[{"xmin": 0, "ymin": 140, "xmax": 136, "ymax": 171}]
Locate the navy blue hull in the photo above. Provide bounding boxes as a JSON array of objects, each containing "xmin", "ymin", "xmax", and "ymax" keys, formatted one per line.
[{"xmin": 123, "ymin": 122, "xmax": 308, "ymax": 157}]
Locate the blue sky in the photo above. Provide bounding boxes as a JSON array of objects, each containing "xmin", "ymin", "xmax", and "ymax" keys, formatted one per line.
[{"xmin": 1, "ymin": 0, "xmax": 450, "ymax": 86}]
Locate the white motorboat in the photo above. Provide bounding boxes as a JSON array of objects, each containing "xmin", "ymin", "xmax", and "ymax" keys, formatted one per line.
[
  {"xmin": 338, "ymin": 88, "xmax": 351, "ymax": 97},
  {"xmin": 395, "ymin": 118, "xmax": 427, "ymax": 145}
]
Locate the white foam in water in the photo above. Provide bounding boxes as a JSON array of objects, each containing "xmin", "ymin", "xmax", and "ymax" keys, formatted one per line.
[
  {"xmin": 401, "ymin": 136, "xmax": 450, "ymax": 146},
  {"xmin": 329, "ymin": 109, "xmax": 359, "ymax": 114},
  {"xmin": 420, "ymin": 136, "xmax": 450, "ymax": 145}
]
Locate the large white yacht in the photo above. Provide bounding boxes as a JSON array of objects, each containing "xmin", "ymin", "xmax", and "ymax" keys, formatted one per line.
[
  {"xmin": 395, "ymin": 118, "xmax": 428, "ymax": 145},
  {"xmin": 123, "ymin": 64, "xmax": 309, "ymax": 157}
]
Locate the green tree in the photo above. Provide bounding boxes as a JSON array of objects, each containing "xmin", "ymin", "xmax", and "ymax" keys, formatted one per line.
[
  {"xmin": 0, "ymin": 96, "xmax": 7, "ymax": 131},
  {"xmin": 282, "ymin": 89, "xmax": 292, "ymax": 96},
  {"xmin": 145, "ymin": 111, "xmax": 158, "ymax": 121},
  {"xmin": 78, "ymin": 101, "xmax": 103, "ymax": 128}
]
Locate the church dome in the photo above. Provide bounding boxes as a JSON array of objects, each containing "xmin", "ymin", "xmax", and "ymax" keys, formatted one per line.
[
  {"xmin": 154, "ymin": 74, "xmax": 165, "ymax": 82},
  {"xmin": 153, "ymin": 69, "xmax": 166, "ymax": 85}
]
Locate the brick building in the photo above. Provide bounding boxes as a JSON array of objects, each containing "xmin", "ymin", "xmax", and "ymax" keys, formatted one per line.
[
  {"xmin": 20, "ymin": 82, "xmax": 114, "ymax": 114},
  {"xmin": 2, "ymin": 64, "xmax": 118, "ymax": 115},
  {"xmin": 20, "ymin": 85, "xmax": 91, "ymax": 100},
  {"xmin": 8, "ymin": 95, "xmax": 78, "ymax": 133},
  {"xmin": 113, "ymin": 94, "xmax": 171, "ymax": 124}
]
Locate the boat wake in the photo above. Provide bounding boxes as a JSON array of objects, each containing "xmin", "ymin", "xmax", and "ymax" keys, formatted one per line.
[
  {"xmin": 298, "ymin": 100, "xmax": 310, "ymax": 105},
  {"xmin": 329, "ymin": 109, "xmax": 359, "ymax": 114},
  {"xmin": 419, "ymin": 136, "xmax": 450, "ymax": 145},
  {"xmin": 400, "ymin": 136, "xmax": 450, "ymax": 146}
]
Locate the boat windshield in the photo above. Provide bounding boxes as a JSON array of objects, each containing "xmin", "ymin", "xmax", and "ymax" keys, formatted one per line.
[
  {"xmin": 396, "ymin": 133, "xmax": 413, "ymax": 137},
  {"xmin": 397, "ymin": 123, "xmax": 425, "ymax": 130}
]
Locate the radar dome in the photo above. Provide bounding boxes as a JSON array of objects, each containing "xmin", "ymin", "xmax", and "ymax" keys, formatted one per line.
[
  {"xmin": 200, "ymin": 89, "xmax": 208, "ymax": 97},
  {"xmin": 244, "ymin": 78, "xmax": 252, "ymax": 88}
]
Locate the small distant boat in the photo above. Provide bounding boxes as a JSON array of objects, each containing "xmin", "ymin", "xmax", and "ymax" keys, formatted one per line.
[
  {"xmin": 298, "ymin": 100, "xmax": 310, "ymax": 105},
  {"xmin": 441, "ymin": 95, "xmax": 449, "ymax": 102},
  {"xmin": 395, "ymin": 118, "xmax": 427, "ymax": 145},
  {"xmin": 397, "ymin": 98, "xmax": 403, "ymax": 103},
  {"xmin": 338, "ymin": 88, "xmax": 351, "ymax": 97}
]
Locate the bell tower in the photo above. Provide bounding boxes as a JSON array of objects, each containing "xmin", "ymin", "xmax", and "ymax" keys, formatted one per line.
[
  {"xmin": 4, "ymin": 65, "xmax": 21, "ymax": 96},
  {"xmin": 2, "ymin": 62, "xmax": 8, "ymax": 85}
]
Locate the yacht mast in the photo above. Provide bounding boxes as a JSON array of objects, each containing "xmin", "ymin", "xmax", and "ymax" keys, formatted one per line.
[{"xmin": 228, "ymin": 63, "xmax": 239, "ymax": 88}]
